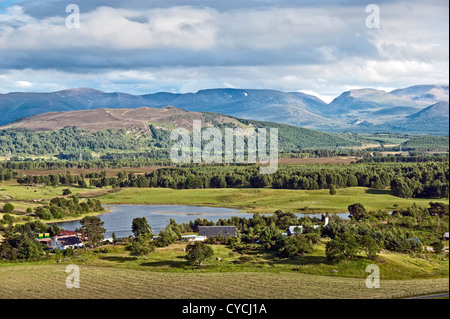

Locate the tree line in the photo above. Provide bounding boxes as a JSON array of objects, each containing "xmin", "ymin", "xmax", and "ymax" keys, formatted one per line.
[{"xmin": 86, "ymin": 162, "xmax": 449, "ymax": 199}]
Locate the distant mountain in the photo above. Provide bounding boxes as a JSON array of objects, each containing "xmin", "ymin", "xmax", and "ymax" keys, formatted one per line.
[
  {"xmin": 346, "ymin": 101, "xmax": 449, "ymax": 134},
  {"xmin": 0, "ymin": 85, "xmax": 448, "ymax": 134},
  {"xmin": 0, "ymin": 106, "xmax": 361, "ymax": 156},
  {"xmin": 406, "ymin": 101, "xmax": 450, "ymax": 120},
  {"xmin": 326, "ymin": 88, "xmax": 426, "ymax": 124},
  {"xmin": 390, "ymin": 85, "xmax": 449, "ymax": 104},
  {"xmin": 0, "ymin": 88, "xmax": 151, "ymax": 126},
  {"xmin": 0, "ymin": 88, "xmax": 332, "ymax": 128}
]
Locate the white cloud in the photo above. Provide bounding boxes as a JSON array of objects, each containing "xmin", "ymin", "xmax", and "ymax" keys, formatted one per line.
[
  {"xmin": 0, "ymin": 1, "xmax": 447, "ymax": 96},
  {"xmin": 0, "ymin": 5, "xmax": 219, "ymax": 50},
  {"xmin": 14, "ymin": 80, "xmax": 33, "ymax": 88}
]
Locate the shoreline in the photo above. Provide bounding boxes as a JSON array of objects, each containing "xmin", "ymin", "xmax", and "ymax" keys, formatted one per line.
[{"xmin": 43, "ymin": 208, "xmax": 113, "ymax": 225}]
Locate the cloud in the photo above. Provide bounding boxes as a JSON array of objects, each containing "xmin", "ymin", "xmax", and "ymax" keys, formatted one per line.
[{"xmin": 0, "ymin": 0, "xmax": 448, "ymax": 96}]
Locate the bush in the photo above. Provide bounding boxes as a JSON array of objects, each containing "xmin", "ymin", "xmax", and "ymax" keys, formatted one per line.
[
  {"xmin": 277, "ymin": 235, "xmax": 314, "ymax": 258},
  {"xmin": 63, "ymin": 248, "xmax": 74, "ymax": 257},
  {"xmin": 35, "ymin": 207, "xmax": 52, "ymax": 220},
  {"xmin": 329, "ymin": 185, "xmax": 337, "ymax": 195},
  {"xmin": 2, "ymin": 203, "xmax": 14, "ymax": 213},
  {"xmin": 2, "ymin": 213, "xmax": 15, "ymax": 224},
  {"xmin": 431, "ymin": 241, "xmax": 444, "ymax": 254}
]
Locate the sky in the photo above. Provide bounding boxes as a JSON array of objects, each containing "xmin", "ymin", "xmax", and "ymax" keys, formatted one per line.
[{"xmin": 0, "ymin": 0, "xmax": 448, "ymax": 102}]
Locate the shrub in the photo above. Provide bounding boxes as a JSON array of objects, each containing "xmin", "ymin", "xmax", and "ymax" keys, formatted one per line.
[{"xmin": 2, "ymin": 203, "xmax": 14, "ymax": 213}]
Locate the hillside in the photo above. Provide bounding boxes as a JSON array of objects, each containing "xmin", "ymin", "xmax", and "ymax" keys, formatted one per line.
[
  {"xmin": 400, "ymin": 135, "xmax": 449, "ymax": 152},
  {"xmin": 0, "ymin": 107, "xmax": 361, "ymax": 157},
  {"xmin": 347, "ymin": 101, "xmax": 450, "ymax": 134}
]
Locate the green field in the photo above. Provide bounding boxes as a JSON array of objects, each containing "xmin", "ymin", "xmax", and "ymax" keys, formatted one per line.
[
  {"xmin": 0, "ymin": 243, "xmax": 448, "ymax": 299},
  {"xmin": 1, "ymin": 265, "xmax": 448, "ymax": 299},
  {"xmin": 0, "ymin": 182, "xmax": 87, "ymax": 201},
  {"xmin": 97, "ymin": 187, "xmax": 448, "ymax": 214}
]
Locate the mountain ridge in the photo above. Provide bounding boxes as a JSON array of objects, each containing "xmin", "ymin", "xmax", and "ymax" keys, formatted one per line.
[{"xmin": 0, "ymin": 85, "xmax": 448, "ymax": 134}]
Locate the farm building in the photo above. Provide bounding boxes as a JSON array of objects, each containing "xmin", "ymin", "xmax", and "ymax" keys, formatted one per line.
[
  {"xmin": 444, "ymin": 232, "xmax": 449, "ymax": 241},
  {"xmin": 37, "ymin": 230, "xmax": 84, "ymax": 251},
  {"xmin": 49, "ymin": 236, "xmax": 84, "ymax": 251},
  {"xmin": 181, "ymin": 235, "xmax": 207, "ymax": 242},
  {"xmin": 198, "ymin": 226, "xmax": 237, "ymax": 238},
  {"xmin": 58, "ymin": 230, "xmax": 80, "ymax": 237},
  {"xmin": 287, "ymin": 225, "xmax": 320, "ymax": 236}
]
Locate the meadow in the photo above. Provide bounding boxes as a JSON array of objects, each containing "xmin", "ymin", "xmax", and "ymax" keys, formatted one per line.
[
  {"xmin": 0, "ymin": 243, "xmax": 448, "ymax": 299},
  {"xmin": 97, "ymin": 186, "xmax": 448, "ymax": 214}
]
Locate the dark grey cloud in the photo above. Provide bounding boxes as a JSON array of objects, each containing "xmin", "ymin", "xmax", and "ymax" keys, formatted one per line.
[{"xmin": 0, "ymin": 37, "xmax": 379, "ymax": 72}]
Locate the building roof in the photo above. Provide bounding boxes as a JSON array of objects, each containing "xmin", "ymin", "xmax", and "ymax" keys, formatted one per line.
[
  {"xmin": 198, "ymin": 226, "xmax": 237, "ymax": 238},
  {"xmin": 57, "ymin": 236, "xmax": 83, "ymax": 247},
  {"xmin": 58, "ymin": 230, "xmax": 78, "ymax": 237}
]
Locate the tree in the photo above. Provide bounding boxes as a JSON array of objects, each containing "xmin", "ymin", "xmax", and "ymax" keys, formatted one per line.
[
  {"xmin": 49, "ymin": 223, "xmax": 61, "ymax": 237},
  {"xmin": 259, "ymin": 224, "xmax": 282, "ymax": 250},
  {"xmin": 62, "ymin": 189, "xmax": 72, "ymax": 196},
  {"xmin": 326, "ymin": 233, "xmax": 360, "ymax": 263},
  {"xmin": 277, "ymin": 235, "xmax": 314, "ymax": 258},
  {"xmin": 428, "ymin": 202, "xmax": 448, "ymax": 217},
  {"xmin": 329, "ymin": 185, "xmax": 337, "ymax": 195},
  {"xmin": 185, "ymin": 241, "xmax": 214, "ymax": 266},
  {"xmin": 35, "ymin": 207, "xmax": 52, "ymax": 220},
  {"xmin": 129, "ymin": 236, "xmax": 155, "ymax": 258},
  {"xmin": 348, "ymin": 203, "xmax": 367, "ymax": 221},
  {"xmin": 131, "ymin": 217, "xmax": 153, "ymax": 239},
  {"xmin": 155, "ymin": 226, "xmax": 178, "ymax": 247},
  {"xmin": 76, "ymin": 216, "xmax": 105, "ymax": 247},
  {"xmin": 360, "ymin": 235, "xmax": 379, "ymax": 260},
  {"xmin": 325, "ymin": 237, "xmax": 346, "ymax": 263},
  {"xmin": 2, "ymin": 203, "xmax": 14, "ymax": 213}
]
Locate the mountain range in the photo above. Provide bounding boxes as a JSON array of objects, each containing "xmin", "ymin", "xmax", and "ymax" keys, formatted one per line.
[{"xmin": 0, "ymin": 84, "xmax": 448, "ymax": 134}]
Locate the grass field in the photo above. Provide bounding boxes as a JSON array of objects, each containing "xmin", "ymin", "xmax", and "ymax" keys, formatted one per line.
[
  {"xmin": 0, "ymin": 182, "xmax": 87, "ymax": 201},
  {"xmin": 0, "ymin": 265, "xmax": 448, "ymax": 299},
  {"xmin": 97, "ymin": 187, "xmax": 449, "ymax": 214},
  {"xmin": 0, "ymin": 242, "xmax": 448, "ymax": 299}
]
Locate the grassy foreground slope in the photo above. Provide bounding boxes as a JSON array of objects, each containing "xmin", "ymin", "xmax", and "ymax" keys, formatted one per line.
[{"xmin": 0, "ymin": 265, "xmax": 447, "ymax": 299}]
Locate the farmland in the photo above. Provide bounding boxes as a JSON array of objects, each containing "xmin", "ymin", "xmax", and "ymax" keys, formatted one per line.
[
  {"xmin": 0, "ymin": 159, "xmax": 448, "ymax": 300},
  {"xmin": 0, "ymin": 243, "xmax": 448, "ymax": 299}
]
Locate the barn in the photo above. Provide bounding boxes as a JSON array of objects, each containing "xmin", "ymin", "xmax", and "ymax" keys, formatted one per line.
[{"xmin": 198, "ymin": 226, "xmax": 237, "ymax": 238}]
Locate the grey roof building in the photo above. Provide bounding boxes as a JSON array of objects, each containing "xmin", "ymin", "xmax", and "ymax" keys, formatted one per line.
[
  {"xmin": 198, "ymin": 226, "xmax": 237, "ymax": 238},
  {"xmin": 50, "ymin": 236, "xmax": 84, "ymax": 250}
]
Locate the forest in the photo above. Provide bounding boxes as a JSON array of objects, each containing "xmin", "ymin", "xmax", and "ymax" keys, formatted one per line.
[{"xmin": 10, "ymin": 161, "xmax": 449, "ymax": 199}]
